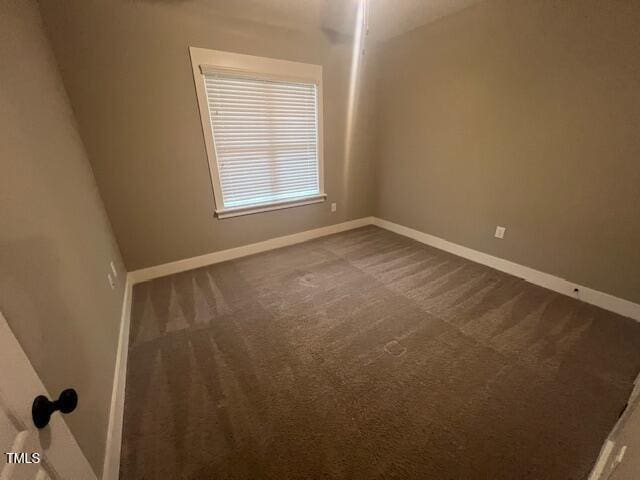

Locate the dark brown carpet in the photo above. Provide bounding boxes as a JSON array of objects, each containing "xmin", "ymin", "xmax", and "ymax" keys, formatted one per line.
[{"xmin": 120, "ymin": 226, "xmax": 640, "ymax": 479}]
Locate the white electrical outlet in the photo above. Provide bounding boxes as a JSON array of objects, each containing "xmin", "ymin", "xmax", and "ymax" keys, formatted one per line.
[
  {"xmin": 494, "ymin": 226, "xmax": 506, "ymax": 239},
  {"xmin": 107, "ymin": 273, "xmax": 116, "ymax": 290},
  {"xmin": 110, "ymin": 260, "xmax": 118, "ymax": 278},
  {"xmin": 331, "ymin": 202, "xmax": 337, "ymax": 212}
]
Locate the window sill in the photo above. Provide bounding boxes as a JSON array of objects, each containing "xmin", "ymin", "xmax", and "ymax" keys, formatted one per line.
[{"xmin": 215, "ymin": 194, "xmax": 327, "ymax": 219}]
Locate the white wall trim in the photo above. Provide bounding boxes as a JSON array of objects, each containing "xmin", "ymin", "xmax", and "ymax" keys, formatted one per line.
[
  {"xmin": 102, "ymin": 278, "xmax": 133, "ymax": 480},
  {"xmin": 106, "ymin": 215, "xmax": 638, "ymax": 478},
  {"xmin": 372, "ymin": 217, "xmax": 640, "ymax": 322},
  {"xmin": 128, "ymin": 215, "xmax": 640, "ymax": 321},
  {"xmin": 588, "ymin": 439, "xmax": 616, "ymax": 480},
  {"xmin": 587, "ymin": 370, "xmax": 640, "ymax": 479},
  {"xmin": 128, "ymin": 217, "xmax": 375, "ymax": 284}
]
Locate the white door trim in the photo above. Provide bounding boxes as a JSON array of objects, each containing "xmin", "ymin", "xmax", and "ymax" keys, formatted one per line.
[{"xmin": 101, "ymin": 279, "xmax": 133, "ymax": 480}]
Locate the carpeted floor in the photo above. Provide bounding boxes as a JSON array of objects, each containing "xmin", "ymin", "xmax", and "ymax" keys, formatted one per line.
[{"xmin": 120, "ymin": 226, "xmax": 640, "ymax": 479}]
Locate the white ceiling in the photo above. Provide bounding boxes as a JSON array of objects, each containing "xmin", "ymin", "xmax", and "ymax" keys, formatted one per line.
[{"xmin": 183, "ymin": 0, "xmax": 485, "ymax": 42}]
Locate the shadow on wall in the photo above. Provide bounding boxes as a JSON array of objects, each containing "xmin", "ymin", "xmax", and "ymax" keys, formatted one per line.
[{"xmin": 0, "ymin": 235, "xmax": 92, "ymax": 409}]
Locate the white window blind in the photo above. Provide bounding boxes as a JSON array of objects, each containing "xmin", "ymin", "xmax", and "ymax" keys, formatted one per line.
[{"xmin": 203, "ymin": 72, "xmax": 322, "ymax": 215}]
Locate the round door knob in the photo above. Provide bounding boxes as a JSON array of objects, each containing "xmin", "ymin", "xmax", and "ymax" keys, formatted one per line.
[{"xmin": 32, "ymin": 388, "xmax": 78, "ymax": 429}]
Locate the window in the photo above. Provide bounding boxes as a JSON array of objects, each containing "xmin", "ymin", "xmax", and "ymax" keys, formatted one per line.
[{"xmin": 190, "ymin": 48, "xmax": 325, "ymax": 218}]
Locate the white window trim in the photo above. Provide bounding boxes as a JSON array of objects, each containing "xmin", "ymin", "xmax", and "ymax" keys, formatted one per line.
[{"xmin": 189, "ymin": 47, "xmax": 325, "ymax": 219}]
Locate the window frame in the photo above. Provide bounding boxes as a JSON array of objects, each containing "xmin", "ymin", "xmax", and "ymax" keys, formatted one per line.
[{"xmin": 189, "ymin": 47, "xmax": 326, "ymax": 219}]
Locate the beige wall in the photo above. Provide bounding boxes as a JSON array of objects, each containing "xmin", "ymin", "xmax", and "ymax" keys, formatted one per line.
[
  {"xmin": 375, "ymin": 0, "xmax": 640, "ymax": 304},
  {"xmin": 32, "ymin": 0, "xmax": 639, "ymax": 306},
  {"xmin": 0, "ymin": 0, "xmax": 125, "ymax": 475},
  {"xmin": 38, "ymin": 0, "xmax": 377, "ymax": 271}
]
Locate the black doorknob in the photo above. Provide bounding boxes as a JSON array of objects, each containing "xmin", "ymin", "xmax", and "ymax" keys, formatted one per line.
[{"xmin": 32, "ymin": 389, "xmax": 78, "ymax": 429}]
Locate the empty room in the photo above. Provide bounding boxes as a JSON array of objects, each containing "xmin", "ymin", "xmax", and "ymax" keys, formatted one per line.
[{"xmin": 2, "ymin": 0, "xmax": 640, "ymax": 478}]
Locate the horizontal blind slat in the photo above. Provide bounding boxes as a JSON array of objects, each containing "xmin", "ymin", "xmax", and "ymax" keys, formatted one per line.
[
  {"xmin": 206, "ymin": 76, "xmax": 316, "ymax": 89},
  {"xmin": 209, "ymin": 107, "xmax": 315, "ymax": 115},
  {"xmin": 221, "ymin": 177, "xmax": 318, "ymax": 188},
  {"xmin": 207, "ymin": 89, "xmax": 316, "ymax": 100},
  {"xmin": 207, "ymin": 86, "xmax": 315, "ymax": 98},
  {"xmin": 226, "ymin": 192, "xmax": 319, "ymax": 208},
  {"xmin": 220, "ymin": 156, "xmax": 318, "ymax": 165},
  {"xmin": 221, "ymin": 172, "xmax": 319, "ymax": 187},
  {"xmin": 225, "ymin": 186, "xmax": 319, "ymax": 202},
  {"xmin": 223, "ymin": 182, "xmax": 319, "ymax": 198},
  {"xmin": 215, "ymin": 143, "xmax": 316, "ymax": 151},
  {"xmin": 221, "ymin": 176, "xmax": 319, "ymax": 193},
  {"xmin": 219, "ymin": 152, "xmax": 317, "ymax": 162},
  {"xmin": 220, "ymin": 160, "xmax": 318, "ymax": 170},
  {"xmin": 217, "ymin": 147, "xmax": 317, "ymax": 155},
  {"xmin": 206, "ymin": 81, "xmax": 315, "ymax": 91},
  {"xmin": 212, "ymin": 124, "xmax": 317, "ymax": 131},
  {"xmin": 216, "ymin": 138, "xmax": 316, "ymax": 144},
  {"xmin": 224, "ymin": 185, "xmax": 318, "ymax": 199},
  {"xmin": 208, "ymin": 98, "xmax": 316, "ymax": 108},
  {"xmin": 210, "ymin": 113, "xmax": 315, "ymax": 120},
  {"xmin": 214, "ymin": 132, "xmax": 317, "ymax": 139}
]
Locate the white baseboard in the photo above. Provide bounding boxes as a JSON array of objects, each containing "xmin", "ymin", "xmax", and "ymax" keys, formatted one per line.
[
  {"xmin": 587, "ymin": 370, "xmax": 640, "ymax": 479},
  {"xmin": 127, "ymin": 215, "xmax": 639, "ymax": 320},
  {"xmin": 105, "ymin": 215, "xmax": 637, "ymax": 478},
  {"xmin": 372, "ymin": 217, "xmax": 640, "ymax": 322},
  {"xmin": 588, "ymin": 439, "xmax": 616, "ymax": 480},
  {"xmin": 128, "ymin": 217, "xmax": 375, "ymax": 284},
  {"xmin": 102, "ymin": 278, "xmax": 133, "ymax": 480}
]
